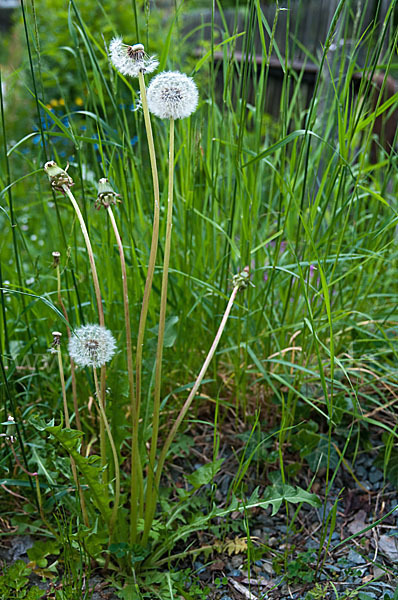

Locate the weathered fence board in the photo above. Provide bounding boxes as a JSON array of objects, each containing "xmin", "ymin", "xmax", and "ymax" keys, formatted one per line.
[{"xmin": 184, "ymin": 0, "xmax": 392, "ymax": 117}]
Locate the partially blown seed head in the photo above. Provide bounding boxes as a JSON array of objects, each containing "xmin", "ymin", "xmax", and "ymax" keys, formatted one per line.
[
  {"xmin": 146, "ymin": 71, "xmax": 198, "ymax": 120},
  {"xmin": 109, "ymin": 37, "xmax": 159, "ymax": 78},
  {"xmin": 68, "ymin": 324, "xmax": 117, "ymax": 368}
]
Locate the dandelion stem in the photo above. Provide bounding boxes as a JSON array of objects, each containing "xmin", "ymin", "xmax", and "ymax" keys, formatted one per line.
[
  {"xmin": 143, "ymin": 118, "xmax": 175, "ymax": 543},
  {"xmin": 55, "ymin": 263, "xmax": 82, "ymax": 439},
  {"xmin": 62, "ymin": 185, "xmax": 107, "ymax": 479},
  {"xmin": 143, "ymin": 282, "xmax": 240, "ymax": 544},
  {"xmin": 93, "ymin": 367, "xmax": 120, "ymax": 541},
  {"xmin": 62, "ymin": 186, "xmax": 104, "ymax": 326},
  {"xmin": 56, "ymin": 345, "xmax": 89, "ymax": 528},
  {"xmin": 131, "ymin": 71, "xmax": 160, "ymax": 544},
  {"xmin": 106, "ymin": 206, "xmax": 143, "ymax": 542}
]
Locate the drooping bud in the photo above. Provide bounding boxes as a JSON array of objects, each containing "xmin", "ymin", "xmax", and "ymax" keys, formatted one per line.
[
  {"xmin": 5, "ymin": 415, "xmax": 16, "ymax": 444},
  {"xmin": 44, "ymin": 161, "xmax": 74, "ymax": 193},
  {"xmin": 232, "ymin": 266, "xmax": 254, "ymax": 291},
  {"xmin": 95, "ymin": 178, "xmax": 121, "ymax": 210}
]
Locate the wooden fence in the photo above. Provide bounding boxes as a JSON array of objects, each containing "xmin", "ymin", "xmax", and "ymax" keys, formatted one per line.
[{"xmin": 184, "ymin": 0, "xmax": 393, "ymax": 117}]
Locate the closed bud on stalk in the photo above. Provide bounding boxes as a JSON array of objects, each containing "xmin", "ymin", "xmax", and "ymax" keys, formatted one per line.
[
  {"xmin": 95, "ymin": 178, "xmax": 122, "ymax": 210},
  {"xmin": 52, "ymin": 331, "xmax": 62, "ymax": 346},
  {"xmin": 232, "ymin": 266, "xmax": 254, "ymax": 291},
  {"xmin": 49, "ymin": 330, "xmax": 62, "ymax": 354},
  {"xmin": 2, "ymin": 416, "xmax": 16, "ymax": 444},
  {"xmin": 52, "ymin": 251, "xmax": 61, "ymax": 267},
  {"xmin": 44, "ymin": 161, "xmax": 74, "ymax": 193}
]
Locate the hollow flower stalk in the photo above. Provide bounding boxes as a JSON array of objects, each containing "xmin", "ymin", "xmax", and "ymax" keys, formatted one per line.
[
  {"xmin": 44, "ymin": 161, "xmax": 108, "ymax": 475},
  {"xmin": 143, "ymin": 70, "xmax": 198, "ymax": 542},
  {"xmin": 108, "ymin": 40, "xmax": 161, "ymax": 543},
  {"xmin": 68, "ymin": 323, "xmax": 120, "ymax": 538}
]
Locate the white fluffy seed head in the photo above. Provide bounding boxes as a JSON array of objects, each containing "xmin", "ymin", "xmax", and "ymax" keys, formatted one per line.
[
  {"xmin": 146, "ymin": 71, "xmax": 199, "ymax": 120},
  {"xmin": 109, "ymin": 37, "xmax": 159, "ymax": 78},
  {"xmin": 68, "ymin": 324, "xmax": 117, "ymax": 368}
]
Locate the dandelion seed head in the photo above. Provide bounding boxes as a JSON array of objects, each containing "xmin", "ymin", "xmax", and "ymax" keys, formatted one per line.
[
  {"xmin": 109, "ymin": 37, "xmax": 158, "ymax": 78},
  {"xmin": 68, "ymin": 324, "xmax": 117, "ymax": 368},
  {"xmin": 146, "ymin": 71, "xmax": 199, "ymax": 120}
]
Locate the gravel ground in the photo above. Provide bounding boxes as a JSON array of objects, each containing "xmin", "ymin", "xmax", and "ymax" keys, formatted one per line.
[
  {"xmin": 1, "ymin": 449, "xmax": 397, "ymax": 599},
  {"xmin": 189, "ymin": 449, "xmax": 398, "ymax": 600}
]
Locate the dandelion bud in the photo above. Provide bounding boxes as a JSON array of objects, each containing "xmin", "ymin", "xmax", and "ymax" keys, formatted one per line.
[
  {"xmin": 232, "ymin": 266, "xmax": 254, "ymax": 291},
  {"xmin": 109, "ymin": 37, "xmax": 159, "ymax": 78},
  {"xmin": 44, "ymin": 161, "xmax": 74, "ymax": 193},
  {"xmin": 5, "ymin": 416, "xmax": 16, "ymax": 444},
  {"xmin": 52, "ymin": 331, "xmax": 62, "ymax": 346},
  {"xmin": 68, "ymin": 324, "xmax": 117, "ymax": 368},
  {"xmin": 52, "ymin": 251, "xmax": 61, "ymax": 267},
  {"xmin": 49, "ymin": 331, "xmax": 62, "ymax": 354},
  {"xmin": 146, "ymin": 71, "xmax": 198, "ymax": 120},
  {"xmin": 95, "ymin": 178, "xmax": 122, "ymax": 210}
]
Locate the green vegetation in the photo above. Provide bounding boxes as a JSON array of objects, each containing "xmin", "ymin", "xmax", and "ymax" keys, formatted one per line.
[{"xmin": 1, "ymin": 0, "xmax": 397, "ymax": 597}]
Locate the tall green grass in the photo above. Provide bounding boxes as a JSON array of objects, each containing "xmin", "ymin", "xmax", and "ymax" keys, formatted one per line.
[{"xmin": 1, "ymin": 0, "xmax": 398, "ymax": 591}]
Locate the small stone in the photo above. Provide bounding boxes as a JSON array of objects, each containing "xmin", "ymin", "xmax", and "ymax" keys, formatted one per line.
[
  {"xmin": 355, "ymin": 465, "xmax": 366, "ymax": 478},
  {"xmin": 326, "ymin": 564, "xmax": 341, "ymax": 572},
  {"xmin": 367, "ymin": 584, "xmax": 385, "ymax": 593},
  {"xmin": 261, "ymin": 526, "xmax": 273, "ymax": 534},
  {"xmin": 368, "ymin": 468, "xmax": 383, "ymax": 483},
  {"xmin": 347, "ymin": 549, "xmax": 366, "ymax": 564},
  {"xmin": 229, "ymin": 569, "xmax": 241, "ymax": 577},
  {"xmin": 372, "ymin": 567, "xmax": 384, "ymax": 578},
  {"xmin": 231, "ymin": 555, "xmax": 243, "ymax": 568},
  {"xmin": 268, "ymin": 537, "xmax": 277, "ymax": 547}
]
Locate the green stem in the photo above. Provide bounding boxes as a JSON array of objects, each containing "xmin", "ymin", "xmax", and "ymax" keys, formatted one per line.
[
  {"xmin": 56, "ymin": 264, "xmax": 82, "ymax": 438},
  {"xmin": 131, "ymin": 71, "xmax": 160, "ymax": 543},
  {"xmin": 143, "ymin": 118, "xmax": 175, "ymax": 543},
  {"xmin": 62, "ymin": 185, "xmax": 107, "ymax": 478},
  {"xmin": 106, "ymin": 206, "xmax": 143, "ymax": 542},
  {"xmin": 93, "ymin": 368, "xmax": 120, "ymax": 542},
  {"xmin": 142, "ymin": 283, "xmax": 240, "ymax": 544},
  {"xmin": 62, "ymin": 186, "xmax": 104, "ymax": 325},
  {"xmin": 56, "ymin": 345, "xmax": 89, "ymax": 528}
]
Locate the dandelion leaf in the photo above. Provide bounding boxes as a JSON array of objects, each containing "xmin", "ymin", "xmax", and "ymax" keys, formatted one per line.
[
  {"xmin": 45, "ymin": 423, "xmax": 112, "ymax": 524},
  {"xmin": 187, "ymin": 458, "xmax": 224, "ymax": 489},
  {"xmin": 260, "ymin": 484, "xmax": 321, "ymax": 516}
]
